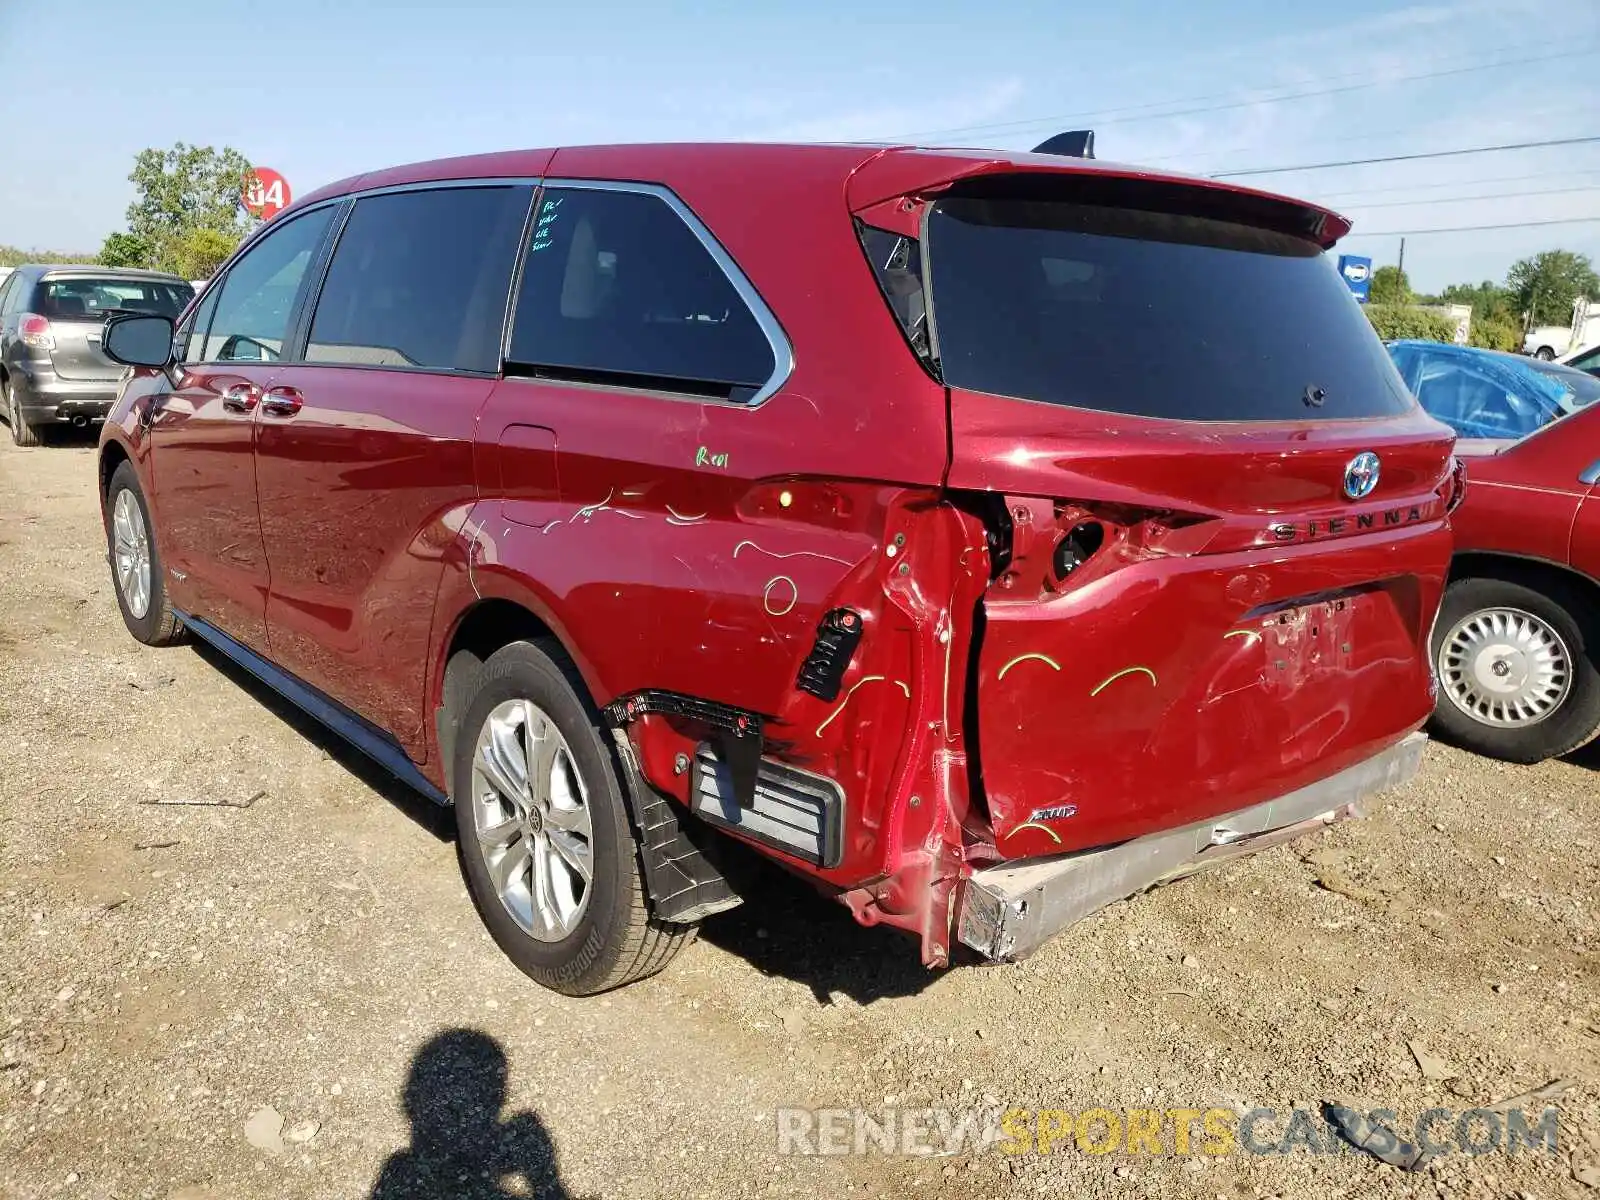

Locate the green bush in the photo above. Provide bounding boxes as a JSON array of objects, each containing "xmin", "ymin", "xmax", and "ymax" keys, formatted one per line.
[
  {"xmin": 1363, "ymin": 304, "xmax": 1459, "ymax": 343},
  {"xmin": 1468, "ymin": 315, "xmax": 1521, "ymax": 353}
]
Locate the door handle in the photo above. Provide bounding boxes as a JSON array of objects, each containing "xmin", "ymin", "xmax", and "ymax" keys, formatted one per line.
[
  {"xmin": 221, "ymin": 384, "xmax": 259, "ymax": 413},
  {"xmin": 260, "ymin": 386, "xmax": 304, "ymax": 418}
]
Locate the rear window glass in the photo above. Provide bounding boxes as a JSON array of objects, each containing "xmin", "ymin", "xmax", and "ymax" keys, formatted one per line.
[
  {"xmin": 37, "ymin": 277, "xmax": 191, "ymax": 322},
  {"xmin": 925, "ymin": 197, "xmax": 1415, "ymax": 421},
  {"xmin": 1389, "ymin": 343, "xmax": 1596, "ymax": 439},
  {"xmin": 1527, "ymin": 361, "xmax": 1600, "ymax": 410}
]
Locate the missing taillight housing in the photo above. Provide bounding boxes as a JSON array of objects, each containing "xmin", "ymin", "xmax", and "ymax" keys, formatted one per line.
[
  {"xmin": 1052, "ymin": 522, "xmax": 1105, "ymax": 581},
  {"xmin": 1442, "ymin": 456, "xmax": 1467, "ymax": 516},
  {"xmin": 18, "ymin": 313, "xmax": 54, "ymax": 351}
]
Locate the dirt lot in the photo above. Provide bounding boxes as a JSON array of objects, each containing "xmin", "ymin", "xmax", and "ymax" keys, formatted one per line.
[{"xmin": 2, "ymin": 434, "xmax": 1598, "ymax": 1200}]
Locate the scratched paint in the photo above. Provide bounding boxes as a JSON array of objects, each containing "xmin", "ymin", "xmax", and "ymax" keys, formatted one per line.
[
  {"xmin": 1011, "ymin": 821, "xmax": 1063, "ymax": 844},
  {"xmin": 732, "ymin": 540, "xmax": 854, "ymax": 568},
  {"xmin": 1089, "ymin": 665, "xmax": 1159, "ymax": 696},
  {"xmin": 814, "ymin": 675, "xmax": 912, "ymax": 737},
  {"xmin": 995, "ymin": 652, "xmax": 1063, "ymax": 682},
  {"xmin": 665, "ymin": 505, "xmax": 707, "ymax": 525},
  {"xmin": 1223, "ymin": 629, "xmax": 1262, "ymax": 646},
  {"xmin": 762, "ymin": 575, "xmax": 798, "ymax": 616},
  {"xmin": 534, "ymin": 488, "xmax": 648, "ymax": 532}
]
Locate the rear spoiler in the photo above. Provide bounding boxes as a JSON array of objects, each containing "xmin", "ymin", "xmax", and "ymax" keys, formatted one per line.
[{"xmin": 847, "ymin": 144, "xmax": 1351, "ymax": 249}]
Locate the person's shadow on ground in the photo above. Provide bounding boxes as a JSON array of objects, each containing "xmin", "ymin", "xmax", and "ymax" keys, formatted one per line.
[{"xmin": 369, "ymin": 1028, "xmax": 571, "ymax": 1200}]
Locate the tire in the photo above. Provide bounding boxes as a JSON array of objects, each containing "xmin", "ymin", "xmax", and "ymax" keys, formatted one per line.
[
  {"xmin": 1534, "ymin": 346, "xmax": 1556, "ymax": 361},
  {"xmin": 452, "ymin": 640, "xmax": 695, "ymax": 995},
  {"xmin": 7, "ymin": 380, "xmax": 41, "ymax": 447},
  {"xmin": 104, "ymin": 461, "xmax": 184, "ymax": 645},
  {"xmin": 1429, "ymin": 575, "xmax": 1600, "ymax": 763}
]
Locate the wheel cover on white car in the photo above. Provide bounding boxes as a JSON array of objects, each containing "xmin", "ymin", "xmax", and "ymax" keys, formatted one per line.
[
  {"xmin": 1438, "ymin": 606, "xmax": 1571, "ymax": 728},
  {"xmin": 470, "ymin": 699, "xmax": 594, "ymax": 941},
  {"xmin": 111, "ymin": 489, "xmax": 152, "ymax": 620}
]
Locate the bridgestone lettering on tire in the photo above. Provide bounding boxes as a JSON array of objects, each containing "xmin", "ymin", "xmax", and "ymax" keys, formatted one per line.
[{"xmin": 452, "ymin": 639, "xmax": 695, "ymax": 994}]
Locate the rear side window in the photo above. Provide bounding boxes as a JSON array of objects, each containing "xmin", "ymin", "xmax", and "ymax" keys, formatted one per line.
[
  {"xmin": 926, "ymin": 196, "xmax": 1415, "ymax": 421},
  {"xmin": 307, "ymin": 186, "xmax": 532, "ymax": 373},
  {"xmin": 203, "ymin": 207, "xmax": 336, "ymax": 363},
  {"xmin": 36, "ymin": 277, "xmax": 191, "ymax": 321},
  {"xmin": 507, "ymin": 186, "xmax": 776, "ymax": 400},
  {"xmin": 858, "ymin": 224, "xmax": 932, "ymax": 370}
]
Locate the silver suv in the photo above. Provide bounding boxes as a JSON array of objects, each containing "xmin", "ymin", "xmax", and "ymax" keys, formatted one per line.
[{"xmin": 0, "ymin": 265, "xmax": 193, "ymax": 445}]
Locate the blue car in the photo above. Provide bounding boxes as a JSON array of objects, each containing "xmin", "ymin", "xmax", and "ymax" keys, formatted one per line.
[{"xmin": 1386, "ymin": 339, "xmax": 1599, "ymax": 441}]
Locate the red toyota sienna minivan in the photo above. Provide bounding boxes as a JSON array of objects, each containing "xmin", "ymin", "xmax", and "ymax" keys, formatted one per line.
[{"xmin": 97, "ymin": 140, "xmax": 1459, "ymax": 994}]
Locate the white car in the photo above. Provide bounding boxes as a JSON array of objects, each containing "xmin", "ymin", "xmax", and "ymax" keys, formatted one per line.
[
  {"xmin": 1523, "ymin": 325, "xmax": 1572, "ymax": 360},
  {"xmin": 1527, "ymin": 301, "xmax": 1600, "ymax": 360}
]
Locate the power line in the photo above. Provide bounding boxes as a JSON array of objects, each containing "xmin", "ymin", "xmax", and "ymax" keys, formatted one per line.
[
  {"xmin": 1315, "ymin": 168, "xmax": 1600, "ymax": 202},
  {"xmin": 1336, "ymin": 184, "xmax": 1600, "ymax": 210},
  {"xmin": 1137, "ymin": 104, "xmax": 1593, "ymax": 165},
  {"xmin": 881, "ymin": 43, "xmax": 1597, "ymax": 142},
  {"xmin": 1212, "ymin": 135, "xmax": 1600, "ymax": 178},
  {"xmin": 1349, "ymin": 216, "xmax": 1600, "ymax": 237}
]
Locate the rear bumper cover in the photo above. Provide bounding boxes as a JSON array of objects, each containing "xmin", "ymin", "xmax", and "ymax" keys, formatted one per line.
[
  {"xmin": 13, "ymin": 367, "xmax": 119, "ymax": 421},
  {"xmin": 957, "ymin": 731, "xmax": 1427, "ymax": 961}
]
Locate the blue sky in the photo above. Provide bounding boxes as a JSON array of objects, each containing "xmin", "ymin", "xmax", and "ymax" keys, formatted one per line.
[{"xmin": 1, "ymin": 0, "xmax": 1596, "ymax": 293}]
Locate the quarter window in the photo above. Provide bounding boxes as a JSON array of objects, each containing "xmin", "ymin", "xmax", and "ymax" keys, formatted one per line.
[
  {"xmin": 179, "ymin": 286, "xmax": 221, "ymax": 364},
  {"xmin": 203, "ymin": 207, "xmax": 336, "ymax": 363},
  {"xmin": 306, "ymin": 186, "xmax": 532, "ymax": 373},
  {"xmin": 507, "ymin": 186, "xmax": 776, "ymax": 400}
]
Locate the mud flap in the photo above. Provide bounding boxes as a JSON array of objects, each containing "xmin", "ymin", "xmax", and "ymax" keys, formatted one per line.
[{"xmin": 608, "ymin": 730, "xmax": 744, "ymax": 923}]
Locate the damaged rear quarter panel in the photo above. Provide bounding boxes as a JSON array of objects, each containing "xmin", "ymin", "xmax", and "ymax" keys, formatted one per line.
[{"xmin": 446, "ymin": 151, "xmax": 960, "ymax": 886}]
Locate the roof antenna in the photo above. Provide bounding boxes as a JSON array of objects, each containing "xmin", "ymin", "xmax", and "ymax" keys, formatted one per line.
[{"xmin": 1031, "ymin": 130, "xmax": 1095, "ymax": 159}]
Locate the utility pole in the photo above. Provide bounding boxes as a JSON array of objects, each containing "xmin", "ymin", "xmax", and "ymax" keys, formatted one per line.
[{"xmin": 1396, "ymin": 237, "xmax": 1406, "ymax": 283}]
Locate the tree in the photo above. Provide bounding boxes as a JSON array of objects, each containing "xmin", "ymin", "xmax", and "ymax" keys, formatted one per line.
[
  {"xmin": 171, "ymin": 228, "xmax": 237, "ymax": 279},
  {"xmin": 1506, "ymin": 250, "xmax": 1599, "ymax": 328},
  {"xmin": 98, "ymin": 231, "xmax": 152, "ymax": 268},
  {"xmin": 1368, "ymin": 265, "xmax": 1412, "ymax": 306},
  {"xmin": 1433, "ymin": 280, "xmax": 1521, "ymax": 351},
  {"xmin": 1468, "ymin": 315, "xmax": 1521, "ymax": 352},
  {"xmin": 124, "ymin": 142, "xmax": 256, "ymax": 275},
  {"xmin": 0, "ymin": 245, "xmax": 97, "ymax": 268},
  {"xmin": 1363, "ymin": 304, "xmax": 1458, "ymax": 343}
]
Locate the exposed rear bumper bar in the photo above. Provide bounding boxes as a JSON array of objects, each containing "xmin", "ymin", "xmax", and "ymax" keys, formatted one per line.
[{"xmin": 957, "ymin": 732, "xmax": 1427, "ymax": 961}]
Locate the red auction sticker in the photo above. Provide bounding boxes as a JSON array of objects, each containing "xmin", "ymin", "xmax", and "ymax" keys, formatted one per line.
[{"xmin": 242, "ymin": 168, "xmax": 292, "ymax": 219}]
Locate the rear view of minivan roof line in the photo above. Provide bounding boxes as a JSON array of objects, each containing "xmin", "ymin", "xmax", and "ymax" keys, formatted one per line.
[{"xmin": 290, "ymin": 143, "xmax": 1351, "ymax": 248}]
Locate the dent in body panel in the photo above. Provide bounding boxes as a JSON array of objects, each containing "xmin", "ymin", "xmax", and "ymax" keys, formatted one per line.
[{"xmin": 978, "ymin": 521, "xmax": 1450, "ymax": 861}]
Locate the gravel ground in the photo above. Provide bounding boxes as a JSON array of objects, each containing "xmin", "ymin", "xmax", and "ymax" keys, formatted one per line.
[{"xmin": 2, "ymin": 434, "xmax": 1598, "ymax": 1200}]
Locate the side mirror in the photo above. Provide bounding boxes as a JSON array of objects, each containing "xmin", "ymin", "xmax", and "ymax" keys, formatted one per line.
[{"xmin": 102, "ymin": 313, "xmax": 175, "ymax": 368}]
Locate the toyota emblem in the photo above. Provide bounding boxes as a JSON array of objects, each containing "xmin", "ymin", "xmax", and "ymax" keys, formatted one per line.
[{"xmin": 1343, "ymin": 452, "xmax": 1381, "ymax": 501}]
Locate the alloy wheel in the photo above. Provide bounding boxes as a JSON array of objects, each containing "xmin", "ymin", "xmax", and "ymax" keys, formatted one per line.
[
  {"xmin": 470, "ymin": 698, "xmax": 594, "ymax": 941},
  {"xmin": 111, "ymin": 489, "xmax": 152, "ymax": 620},
  {"xmin": 1438, "ymin": 606, "xmax": 1571, "ymax": 728}
]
